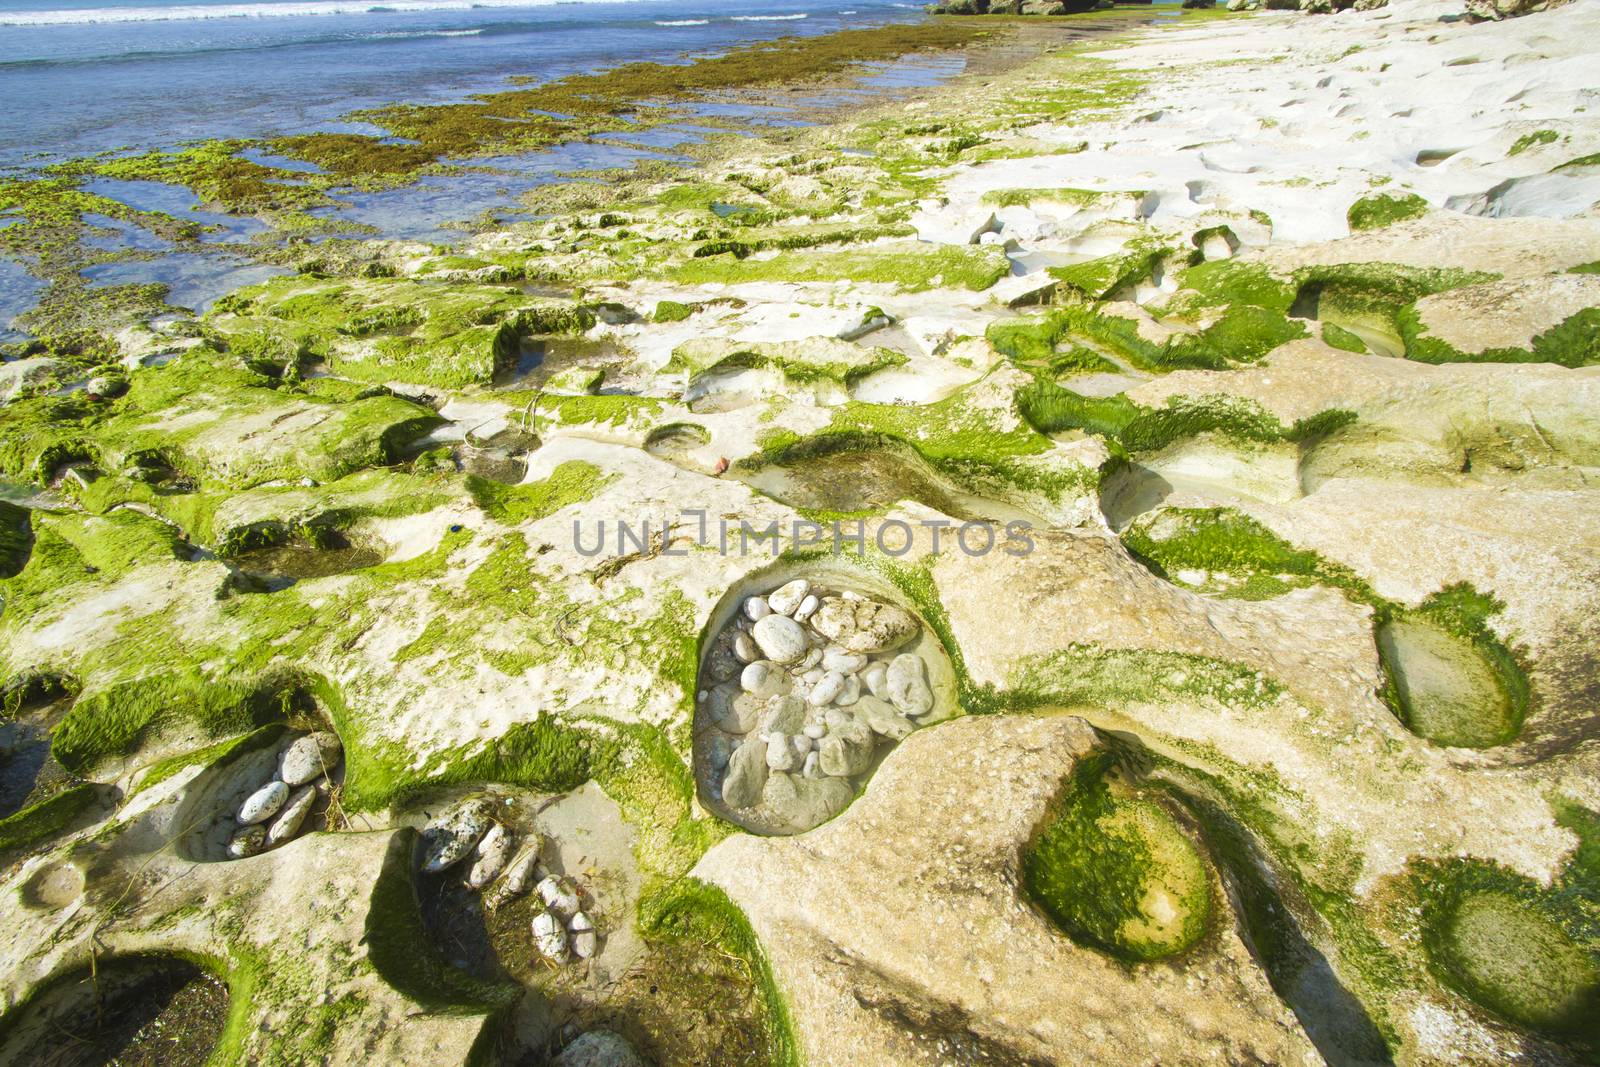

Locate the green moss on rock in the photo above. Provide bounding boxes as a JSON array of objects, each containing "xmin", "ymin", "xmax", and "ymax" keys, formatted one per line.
[
  {"xmin": 666, "ymin": 241, "xmax": 1009, "ymax": 293},
  {"xmin": 1376, "ymin": 584, "xmax": 1530, "ymax": 749},
  {"xmin": 0, "ymin": 782, "xmax": 99, "ymax": 853},
  {"xmin": 1023, "ymin": 751, "xmax": 1212, "ymax": 962},
  {"xmin": 1397, "ymin": 304, "xmax": 1600, "ymax": 367},
  {"xmin": 466, "ymin": 460, "xmax": 614, "ymax": 525},
  {"xmin": 1346, "ymin": 192, "xmax": 1429, "ymax": 232},
  {"xmin": 1414, "ymin": 857, "xmax": 1600, "ymax": 1037}
]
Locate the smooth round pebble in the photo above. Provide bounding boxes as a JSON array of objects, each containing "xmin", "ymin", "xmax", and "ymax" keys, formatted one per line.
[
  {"xmin": 807, "ymin": 671, "xmax": 845, "ymax": 707},
  {"xmin": 861, "ymin": 661, "xmax": 889, "ymax": 698},
  {"xmin": 266, "ymin": 784, "xmax": 317, "ymax": 846},
  {"xmin": 767, "ymin": 579, "xmax": 810, "ymax": 616},
  {"xmin": 733, "ymin": 632, "xmax": 760, "ymax": 664},
  {"xmin": 538, "ymin": 875, "xmax": 582, "ymax": 919},
  {"xmin": 467, "ymin": 823, "xmax": 514, "ymax": 889},
  {"xmin": 740, "ymin": 660, "xmax": 790, "ymax": 698},
  {"xmin": 752, "ymin": 614, "xmax": 807, "ymax": 663},
  {"xmin": 887, "ymin": 653, "xmax": 934, "ymax": 717},
  {"xmin": 823, "ymin": 648, "xmax": 868, "ymax": 674},
  {"xmin": 793, "ymin": 594, "xmax": 820, "ymax": 622},
  {"xmin": 834, "ymin": 674, "xmax": 861, "ymax": 707},
  {"xmin": 238, "ymin": 780, "xmax": 289, "ymax": 825},
  {"xmin": 552, "ymin": 1031, "xmax": 646, "ymax": 1067},
  {"xmin": 228, "ymin": 825, "xmax": 267, "ymax": 859},
  {"xmin": 279, "ymin": 731, "xmax": 343, "ymax": 786},
  {"xmin": 533, "ymin": 910, "xmax": 570, "ymax": 962},
  {"xmin": 744, "ymin": 595, "xmax": 772, "ymax": 621}
]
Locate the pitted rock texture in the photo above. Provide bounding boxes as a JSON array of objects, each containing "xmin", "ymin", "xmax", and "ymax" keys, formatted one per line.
[{"xmin": 696, "ymin": 713, "xmax": 1320, "ymax": 1066}]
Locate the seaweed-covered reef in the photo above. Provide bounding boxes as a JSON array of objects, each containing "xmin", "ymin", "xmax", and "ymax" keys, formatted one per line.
[{"xmin": 2, "ymin": 0, "xmax": 1599, "ymax": 1063}]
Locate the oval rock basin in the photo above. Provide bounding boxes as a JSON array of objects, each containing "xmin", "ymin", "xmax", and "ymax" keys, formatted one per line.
[
  {"xmin": 694, "ymin": 563, "xmax": 958, "ymax": 835},
  {"xmin": 0, "ymin": 954, "xmax": 230, "ymax": 1066}
]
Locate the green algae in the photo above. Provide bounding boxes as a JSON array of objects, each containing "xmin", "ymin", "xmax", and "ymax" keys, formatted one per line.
[
  {"xmin": 1014, "ymin": 379, "xmax": 1142, "ymax": 438},
  {"xmin": 1397, "ymin": 303, "xmax": 1600, "ymax": 367},
  {"xmin": 50, "ymin": 671, "xmax": 274, "ymax": 776},
  {"xmin": 1048, "ymin": 240, "xmax": 1175, "ymax": 301},
  {"xmin": 0, "ymin": 782, "xmax": 98, "ymax": 854},
  {"xmin": 131, "ymin": 724, "xmax": 282, "ymax": 797},
  {"xmin": 640, "ymin": 878, "xmax": 801, "ymax": 1067},
  {"xmin": 1509, "ymin": 129, "xmax": 1560, "ymax": 156},
  {"xmin": 0, "ymin": 502, "xmax": 35, "ymax": 579},
  {"xmin": 666, "ymin": 241, "xmax": 1009, "ymax": 292},
  {"xmin": 981, "ymin": 186, "xmax": 1142, "ymax": 209},
  {"xmin": 1023, "ymin": 750, "xmax": 1212, "ymax": 963},
  {"xmin": 1018, "ymin": 382, "xmax": 1353, "ymax": 457},
  {"xmin": 1376, "ymin": 584, "xmax": 1529, "ymax": 749},
  {"xmin": 653, "ymin": 300, "xmax": 693, "ymax": 323},
  {"xmin": 71, "ymin": 140, "xmax": 330, "ymax": 214},
  {"xmin": 669, "ymin": 336, "xmax": 907, "ymax": 389},
  {"xmin": 765, "ymin": 381, "xmax": 1097, "ymax": 506},
  {"xmin": 1412, "ymin": 856, "xmax": 1600, "ymax": 1037},
  {"xmin": 1320, "ymin": 321, "xmax": 1368, "ymax": 353},
  {"xmin": 209, "ymin": 276, "xmax": 593, "ymax": 389},
  {"xmin": 466, "ymin": 460, "xmax": 614, "ymax": 525},
  {"xmin": 1107, "ymin": 498, "xmax": 1530, "ymax": 748},
  {"xmin": 1122, "ymin": 506, "xmax": 1369, "ymax": 602},
  {"xmin": 1346, "ymin": 192, "xmax": 1429, "ymax": 232},
  {"xmin": 1006, "ymin": 297, "xmax": 1303, "ymax": 373}
]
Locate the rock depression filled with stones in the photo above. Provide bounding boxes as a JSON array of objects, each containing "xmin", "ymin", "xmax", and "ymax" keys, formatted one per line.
[{"xmin": 695, "ymin": 576, "xmax": 957, "ymax": 834}]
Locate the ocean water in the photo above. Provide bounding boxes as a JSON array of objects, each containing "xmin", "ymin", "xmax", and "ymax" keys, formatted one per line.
[
  {"xmin": 0, "ymin": 0, "xmax": 958, "ymax": 337},
  {"xmin": 0, "ymin": 0, "xmax": 928, "ymax": 170}
]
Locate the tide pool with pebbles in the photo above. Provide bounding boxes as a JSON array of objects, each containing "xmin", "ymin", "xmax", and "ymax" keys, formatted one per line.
[
  {"xmin": 697, "ymin": 576, "xmax": 956, "ymax": 834},
  {"xmin": 226, "ymin": 729, "xmax": 343, "ymax": 858},
  {"xmin": 416, "ymin": 793, "xmax": 602, "ymax": 966}
]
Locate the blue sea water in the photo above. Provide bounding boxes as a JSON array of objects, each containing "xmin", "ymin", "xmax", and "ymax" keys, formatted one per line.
[
  {"xmin": 0, "ymin": 0, "xmax": 928, "ymax": 169},
  {"xmin": 0, "ymin": 0, "xmax": 951, "ymax": 336}
]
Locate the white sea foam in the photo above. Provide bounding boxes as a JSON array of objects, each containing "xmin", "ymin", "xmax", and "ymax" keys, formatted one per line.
[
  {"xmin": 730, "ymin": 12, "xmax": 807, "ymax": 20},
  {"xmin": 654, "ymin": 17, "xmax": 709, "ymax": 24},
  {"xmin": 0, "ymin": 0, "xmax": 594, "ymax": 27}
]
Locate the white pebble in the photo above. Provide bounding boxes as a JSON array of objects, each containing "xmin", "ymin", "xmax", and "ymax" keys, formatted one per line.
[
  {"xmin": 861, "ymin": 661, "xmax": 889, "ymax": 698},
  {"xmin": 538, "ymin": 875, "xmax": 582, "ymax": 919},
  {"xmin": 570, "ymin": 911, "xmax": 598, "ymax": 959},
  {"xmin": 808, "ymin": 671, "xmax": 845, "ymax": 707},
  {"xmin": 751, "ymin": 615, "xmax": 808, "ymax": 663},
  {"xmin": 833, "ymin": 674, "xmax": 861, "ymax": 707},
  {"xmin": 803, "ymin": 723, "xmax": 827, "ymax": 740},
  {"xmin": 533, "ymin": 910, "xmax": 570, "ymax": 962},
  {"xmin": 266, "ymin": 785, "xmax": 317, "ymax": 846},
  {"xmin": 467, "ymin": 823, "xmax": 514, "ymax": 889},
  {"xmin": 734, "ymin": 632, "xmax": 760, "ymax": 663},
  {"xmin": 823, "ymin": 648, "xmax": 868, "ymax": 674},
  {"xmin": 743, "ymin": 595, "xmax": 772, "ymax": 621},
  {"xmin": 793, "ymin": 594, "xmax": 820, "ymax": 622},
  {"xmin": 238, "ymin": 780, "xmax": 289, "ymax": 825},
  {"xmin": 767, "ymin": 579, "xmax": 810, "ymax": 616}
]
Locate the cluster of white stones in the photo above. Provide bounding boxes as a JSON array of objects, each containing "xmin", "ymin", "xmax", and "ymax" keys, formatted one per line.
[
  {"xmin": 418, "ymin": 795, "xmax": 599, "ymax": 965},
  {"xmin": 699, "ymin": 579, "xmax": 943, "ymax": 832},
  {"xmin": 227, "ymin": 731, "xmax": 343, "ymax": 859}
]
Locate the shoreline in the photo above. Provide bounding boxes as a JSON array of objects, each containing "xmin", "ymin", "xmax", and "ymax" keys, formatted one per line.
[{"xmin": 0, "ymin": 10, "xmax": 1163, "ymax": 353}]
